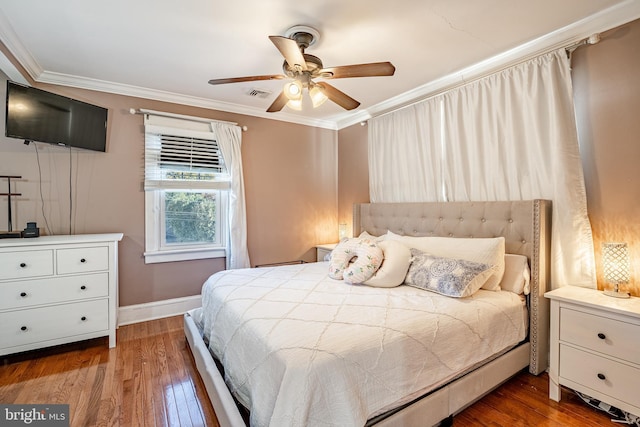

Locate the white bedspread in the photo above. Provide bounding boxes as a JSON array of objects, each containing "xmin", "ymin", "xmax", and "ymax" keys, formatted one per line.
[{"xmin": 200, "ymin": 262, "xmax": 527, "ymax": 427}]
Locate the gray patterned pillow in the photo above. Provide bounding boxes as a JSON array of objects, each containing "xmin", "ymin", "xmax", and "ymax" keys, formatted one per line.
[{"xmin": 404, "ymin": 248, "xmax": 495, "ymax": 297}]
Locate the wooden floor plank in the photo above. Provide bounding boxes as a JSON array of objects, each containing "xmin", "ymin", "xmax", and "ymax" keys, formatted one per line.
[
  {"xmin": 456, "ymin": 370, "xmax": 619, "ymax": 426},
  {"xmin": 147, "ymin": 338, "xmax": 169, "ymax": 427},
  {"xmin": 72, "ymin": 352, "xmax": 103, "ymax": 427},
  {"xmin": 95, "ymin": 348, "xmax": 121, "ymax": 427},
  {"xmin": 0, "ymin": 315, "xmax": 624, "ymax": 426}
]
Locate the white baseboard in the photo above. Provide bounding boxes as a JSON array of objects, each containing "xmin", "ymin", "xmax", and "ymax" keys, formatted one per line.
[{"xmin": 118, "ymin": 295, "xmax": 202, "ymax": 326}]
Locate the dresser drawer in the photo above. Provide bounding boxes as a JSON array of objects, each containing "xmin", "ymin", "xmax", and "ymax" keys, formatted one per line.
[
  {"xmin": 57, "ymin": 246, "xmax": 109, "ymax": 274},
  {"xmin": 0, "ymin": 299, "xmax": 109, "ymax": 350},
  {"xmin": 0, "ymin": 273, "xmax": 109, "ymax": 310},
  {"xmin": 560, "ymin": 307, "xmax": 640, "ymax": 364},
  {"xmin": 560, "ymin": 344, "xmax": 640, "ymax": 409},
  {"xmin": 0, "ymin": 250, "xmax": 54, "ymax": 280}
]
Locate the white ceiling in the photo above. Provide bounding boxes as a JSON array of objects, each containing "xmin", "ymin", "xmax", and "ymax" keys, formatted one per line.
[{"xmin": 0, "ymin": 0, "xmax": 639, "ymax": 129}]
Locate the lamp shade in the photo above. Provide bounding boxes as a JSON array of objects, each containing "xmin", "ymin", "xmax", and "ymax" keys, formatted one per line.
[
  {"xmin": 602, "ymin": 242, "xmax": 630, "ymax": 285},
  {"xmin": 286, "ymin": 98, "xmax": 302, "ymax": 110},
  {"xmin": 309, "ymin": 85, "xmax": 328, "ymax": 108}
]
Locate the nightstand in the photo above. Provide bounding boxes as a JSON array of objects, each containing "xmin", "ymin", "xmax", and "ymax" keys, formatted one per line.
[
  {"xmin": 545, "ymin": 286, "xmax": 640, "ymax": 417},
  {"xmin": 315, "ymin": 243, "xmax": 337, "ymax": 262}
]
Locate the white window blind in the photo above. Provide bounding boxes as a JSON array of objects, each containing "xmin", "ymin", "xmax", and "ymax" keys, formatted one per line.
[{"xmin": 144, "ymin": 119, "xmax": 230, "ymax": 191}]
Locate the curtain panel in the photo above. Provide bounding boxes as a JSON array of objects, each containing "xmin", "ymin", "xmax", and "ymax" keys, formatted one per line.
[
  {"xmin": 368, "ymin": 49, "xmax": 596, "ymax": 288},
  {"xmin": 212, "ymin": 122, "xmax": 251, "ymax": 269},
  {"xmin": 368, "ymin": 97, "xmax": 445, "ymax": 202}
]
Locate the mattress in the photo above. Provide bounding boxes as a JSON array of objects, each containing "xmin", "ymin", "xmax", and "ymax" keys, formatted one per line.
[{"xmin": 198, "ymin": 261, "xmax": 527, "ymax": 427}]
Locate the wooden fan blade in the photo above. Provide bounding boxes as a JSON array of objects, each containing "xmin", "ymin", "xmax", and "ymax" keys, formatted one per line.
[
  {"xmin": 269, "ymin": 36, "xmax": 308, "ymax": 71},
  {"xmin": 266, "ymin": 91, "xmax": 289, "ymax": 113},
  {"xmin": 208, "ymin": 75, "xmax": 286, "ymax": 85},
  {"xmin": 318, "ymin": 83, "xmax": 360, "ymax": 110},
  {"xmin": 320, "ymin": 62, "xmax": 395, "ymax": 79}
]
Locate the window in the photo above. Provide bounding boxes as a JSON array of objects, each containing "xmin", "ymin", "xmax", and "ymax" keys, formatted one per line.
[{"xmin": 144, "ymin": 114, "xmax": 230, "ymax": 264}]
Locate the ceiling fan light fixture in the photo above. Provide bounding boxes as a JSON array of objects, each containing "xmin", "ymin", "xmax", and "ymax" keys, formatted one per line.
[
  {"xmin": 309, "ymin": 85, "xmax": 328, "ymax": 108},
  {"xmin": 284, "ymin": 81, "xmax": 303, "ymax": 100},
  {"xmin": 209, "ymin": 27, "xmax": 395, "ymax": 113},
  {"xmin": 286, "ymin": 98, "xmax": 303, "ymax": 110}
]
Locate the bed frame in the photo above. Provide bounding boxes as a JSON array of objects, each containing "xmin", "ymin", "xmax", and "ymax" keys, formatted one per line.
[{"xmin": 184, "ymin": 199, "xmax": 551, "ymax": 427}]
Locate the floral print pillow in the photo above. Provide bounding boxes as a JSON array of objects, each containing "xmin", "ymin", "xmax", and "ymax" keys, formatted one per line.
[{"xmin": 328, "ymin": 238, "xmax": 383, "ymax": 284}]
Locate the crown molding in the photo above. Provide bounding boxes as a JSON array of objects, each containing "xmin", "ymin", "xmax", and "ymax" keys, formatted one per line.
[
  {"xmin": 0, "ymin": 8, "xmax": 42, "ymax": 81},
  {"xmin": 335, "ymin": 0, "xmax": 640, "ymax": 129},
  {"xmin": 37, "ymin": 71, "xmax": 338, "ymax": 130}
]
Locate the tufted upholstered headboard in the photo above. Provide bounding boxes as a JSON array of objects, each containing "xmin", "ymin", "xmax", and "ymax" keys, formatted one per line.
[{"xmin": 353, "ymin": 199, "xmax": 551, "ymax": 375}]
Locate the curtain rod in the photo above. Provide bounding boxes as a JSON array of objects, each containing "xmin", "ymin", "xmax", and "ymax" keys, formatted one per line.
[
  {"xmin": 565, "ymin": 33, "xmax": 601, "ymax": 56},
  {"xmin": 129, "ymin": 108, "xmax": 248, "ymax": 131}
]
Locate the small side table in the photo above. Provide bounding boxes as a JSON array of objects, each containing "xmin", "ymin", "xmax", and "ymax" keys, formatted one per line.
[
  {"xmin": 315, "ymin": 243, "xmax": 337, "ymax": 262},
  {"xmin": 544, "ymin": 286, "xmax": 640, "ymax": 417}
]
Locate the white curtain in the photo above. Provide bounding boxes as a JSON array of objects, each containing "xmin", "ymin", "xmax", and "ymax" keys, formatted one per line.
[
  {"xmin": 369, "ymin": 49, "xmax": 596, "ymax": 288},
  {"xmin": 369, "ymin": 97, "xmax": 445, "ymax": 202},
  {"xmin": 213, "ymin": 122, "xmax": 251, "ymax": 269}
]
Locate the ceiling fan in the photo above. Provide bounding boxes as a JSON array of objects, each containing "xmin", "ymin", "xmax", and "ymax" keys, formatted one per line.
[{"xmin": 207, "ymin": 25, "xmax": 396, "ymax": 113}]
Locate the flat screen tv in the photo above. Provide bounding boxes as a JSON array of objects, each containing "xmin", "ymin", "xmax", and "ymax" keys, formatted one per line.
[{"xmin": 5, "ymin": 81, "xmax": 108, "ymax": 152}]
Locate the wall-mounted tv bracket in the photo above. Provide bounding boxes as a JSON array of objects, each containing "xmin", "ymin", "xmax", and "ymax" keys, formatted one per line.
[{"xmin": 0, "ymin": 175, "xmax": 22, "ymax": 238}]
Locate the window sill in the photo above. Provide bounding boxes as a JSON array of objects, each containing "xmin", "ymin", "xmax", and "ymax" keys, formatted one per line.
[{"xmin": 144, "ymin": 247, "xmax": 226, "ymax": 264}]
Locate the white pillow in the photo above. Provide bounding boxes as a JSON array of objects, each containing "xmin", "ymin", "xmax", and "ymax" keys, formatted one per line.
[
  {"xmin": 385, "ymin": 231, "xmax": 505, "ymax": 291},
  {"xmin": 363, "ymin": 240, "xmax": 412, "ymax": 288},
  {"xmin": 404, "ymin": 248, "xmax": 495, "ymax": 297},
  {"xmin": 499, "ymin": 254, "xmax": 531, "ymax": 295}
]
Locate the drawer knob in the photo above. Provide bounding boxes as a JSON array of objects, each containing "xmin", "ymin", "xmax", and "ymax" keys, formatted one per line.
[
  {"xmin": 19, "ymin": 262, "xmax": 26, "ymax": 268},
  {"xmin": 597, "ymin": 333, "xmax": 606, "ymax": 340},
  {"xmin": 597, "ymin": 373, "xmax": 606, "ymax": 381},
  {"xmin": 81, "ymin": 316, "xmax": 87, "ymax": 321},
  {"xmin": 80, "ymin": 258, "xmax": 87, "ymax": 263},
  {"xmin": 20, "ymin": 326, "xmax": 27, "ymax": 331},
  {"xmin": 80, "ymin": 285, "xmax": 87, "ymax": 290},
  {"xmin": 20, "ymin": 292, "xmax": 27, "ymax": 297}
]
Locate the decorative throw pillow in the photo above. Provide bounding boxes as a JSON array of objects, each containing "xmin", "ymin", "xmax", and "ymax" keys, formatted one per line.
[
  {"xmin": 385, "ymin": 231, "xmax": 505, "ymax": 291},
  {"xmin": 328, "ymin": 238, "xmax": 384, "ymax": 284},
  {"xmin": 358, "ymin": 231, "xmax": 384, "ymax": 242},
  {"xmin": 363, "ymin": 240, "xmax": 412, "ymax": 288},
  {"xmin": 499, "ymin": 254, "xmax": 531, "ymax": 295},
  {"xmin": 404, "ymin": 248, "xmax": 495, "ymax": 297}
]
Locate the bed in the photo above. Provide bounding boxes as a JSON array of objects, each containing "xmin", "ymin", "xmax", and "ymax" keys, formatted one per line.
[{"xmin": 184, "ymin": 199, "xmax": 551, "ymax": 426}]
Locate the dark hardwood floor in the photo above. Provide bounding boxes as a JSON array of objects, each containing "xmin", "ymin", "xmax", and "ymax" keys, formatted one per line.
[{"xmin": 0, "ymin": 315, "xmax": 619, "ymax": 426}]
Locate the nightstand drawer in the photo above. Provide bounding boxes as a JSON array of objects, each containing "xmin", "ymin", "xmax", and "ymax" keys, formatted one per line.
[
  {"xmin": 57, "ymin": 246, "xmax": 109, "ymax": 274},
  {"xmin": 0, "ymin": 299, "xmax": 109, "ymax": 350},
  {"xmin": 0, "ymin": 250, "xmax": 54, "ymax": 280},
  {"xmin": 560, "ymin": 344, "xmax": 640, "ymax": 409},
  {"xmin": 0, "ymin": 273, "xmax": 109, "ymax": 310},
  {"xmin": 560, "ymin": 307, "xmax": 640, "ymax": 364}
]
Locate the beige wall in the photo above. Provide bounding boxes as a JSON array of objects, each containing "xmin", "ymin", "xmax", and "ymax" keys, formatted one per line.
[
  {"xmin": 0, "ymin": 78, "xmax": 338, "ymax": 306},
  {"xmin": 573, "ymin": 19, "xmax": 640, "ymax": 296},
  {"xmin": 337, "ymin": 122, "xmax": 369, "ymax": 236}
]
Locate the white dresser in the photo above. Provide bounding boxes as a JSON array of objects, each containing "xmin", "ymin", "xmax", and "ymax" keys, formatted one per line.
[
  {"xmin": 545, "ymin": 286, "xmax": 640, "ymax": 417},
  {"xmin": 0, "ymin": 233, "xmax": 123, "ymax": 356}
]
